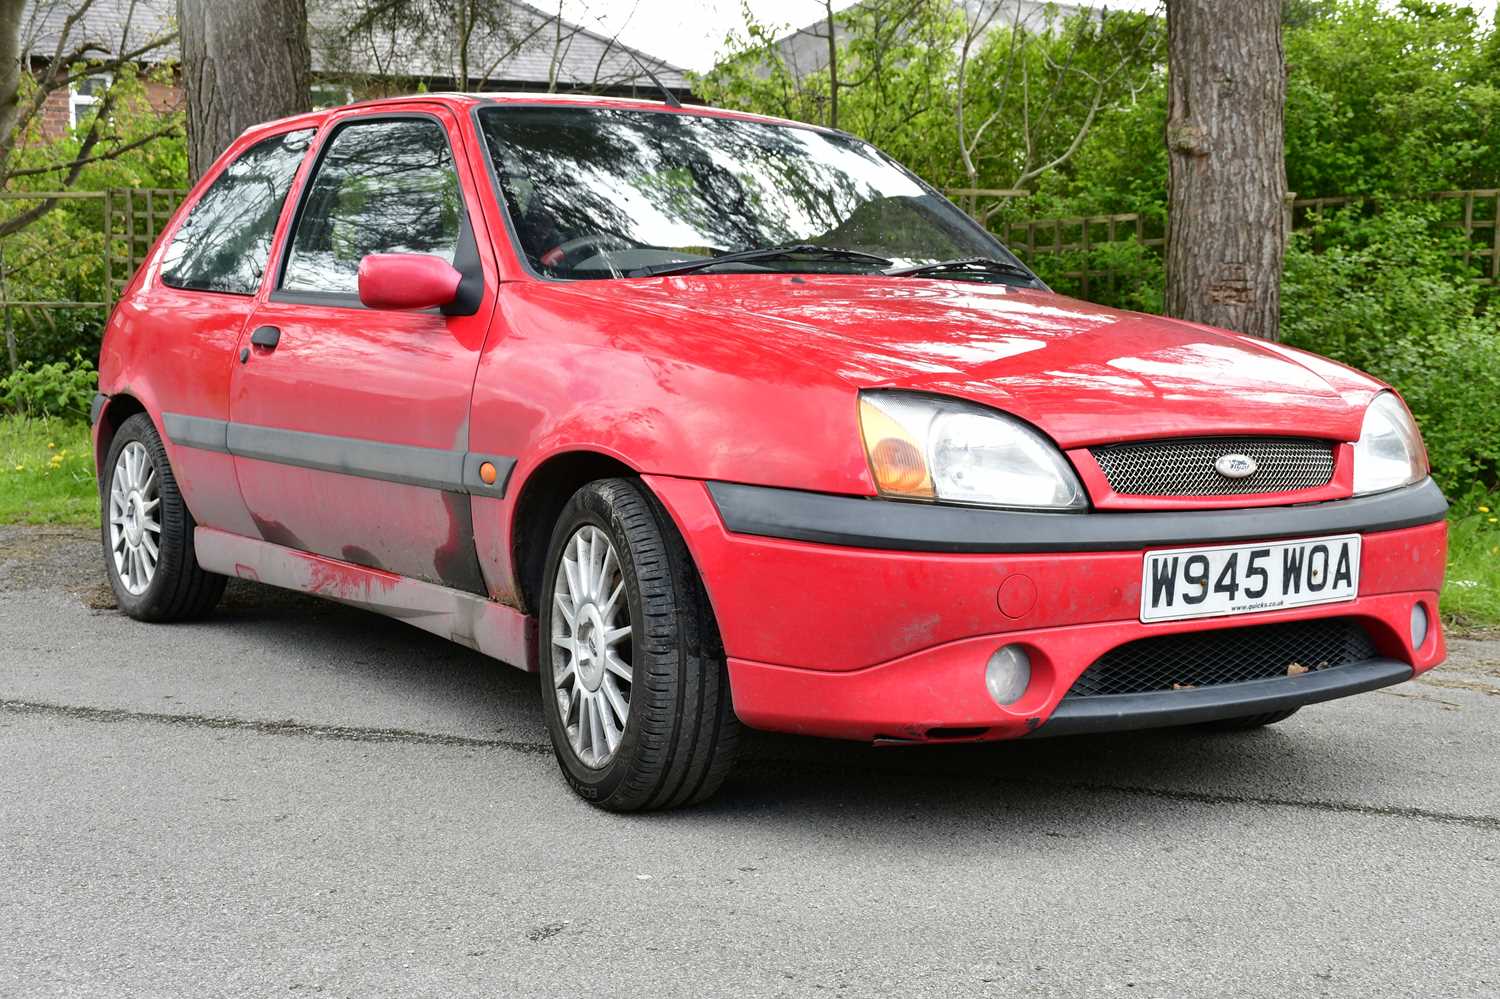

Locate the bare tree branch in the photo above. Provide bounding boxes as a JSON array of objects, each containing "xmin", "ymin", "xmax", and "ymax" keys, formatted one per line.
[{"xmin": 1, "ymin": 0, "xmax": 181, "ymax": 240}]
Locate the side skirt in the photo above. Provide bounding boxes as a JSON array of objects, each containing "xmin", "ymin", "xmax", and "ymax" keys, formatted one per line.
[{"xmin": 194, "ymin": 527, "xmax": 538, "ymax": 672}]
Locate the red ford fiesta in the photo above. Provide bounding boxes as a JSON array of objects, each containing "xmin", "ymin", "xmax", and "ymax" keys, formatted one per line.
[{"xmin": 92, "ymin": 94, "xmax": 1447, "ymax": 809}]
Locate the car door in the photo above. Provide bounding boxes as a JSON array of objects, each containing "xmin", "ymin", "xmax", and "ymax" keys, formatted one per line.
[
  {"xmin": 228, "ymin": 109, "xmax": 498, "ymax": 592},
  {"xmin": 116, "ymin": 127, "xmax": 315, "ymax": 539}
]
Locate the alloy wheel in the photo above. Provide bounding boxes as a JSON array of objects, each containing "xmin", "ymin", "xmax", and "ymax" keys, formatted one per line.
[
  {"xmin": 108, "ymin": 441, "xmax": 162, "ymax": 595},
  {"xmin": 551, "ymin": 525, "xmax": 634, "ymax": 767}
]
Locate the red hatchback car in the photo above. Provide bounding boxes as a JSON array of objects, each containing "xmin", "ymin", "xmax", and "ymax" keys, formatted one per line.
[{"xmin": 93, "ymin": 94, "xmax": 1447, "ymax": 809}]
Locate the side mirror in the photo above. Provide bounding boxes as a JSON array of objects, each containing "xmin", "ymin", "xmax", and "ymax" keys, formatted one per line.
[{"xmin": 357, "ymin": 253, "xmax": 463, "ymax": 311}]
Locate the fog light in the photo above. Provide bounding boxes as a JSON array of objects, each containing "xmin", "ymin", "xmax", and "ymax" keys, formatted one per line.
[
  {"xmin": 985, "ymin": 644, "xmax": 1031, "ymax": 706},
  {"xmin": 1411, "ymin": 602, "xmax": 1429, "ymax": 650}
]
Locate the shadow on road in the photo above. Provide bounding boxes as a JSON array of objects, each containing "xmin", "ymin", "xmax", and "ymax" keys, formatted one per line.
[
  {"xmin": 207, "ymin": 579, "xmax": 1389, "ymax": 828},
  {"xmin": 9, "ymin": 525, "xmax": 1459, "ymax": 831}
]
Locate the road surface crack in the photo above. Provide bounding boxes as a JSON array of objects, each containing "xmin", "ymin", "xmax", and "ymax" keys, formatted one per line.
[
  {"xmin": 0, "ymin": 698, "xmax": 551, "ymax": 754},
  {"xmin": 6, "ymin": 697, "xmax": 1497, "ymax": 831}
]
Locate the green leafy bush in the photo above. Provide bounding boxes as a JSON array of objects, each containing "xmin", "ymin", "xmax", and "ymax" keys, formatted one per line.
[
  {"xmin": 0, "ymin": 354, "xmax": 99, "ymax": 419},
  {"xmin": 1281, "ymin": 205, "xmax": 1500, "ymax": 496},
  {"xmin": 1027, "ymin": 235, "xmax": 1165, "ymax": 314}
]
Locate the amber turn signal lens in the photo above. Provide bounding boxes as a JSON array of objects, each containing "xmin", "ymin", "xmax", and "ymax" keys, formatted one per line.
[
  {"xmin": 859, "ymin": 395, "xmax": 934, "ymax": 498},
  {"xmin": 479, "ymin": 461, "xmax": 498, "ymax": 485},
  {"xmin": 870, "ymin": 437, "xmax": 928, "ymax": 493}
]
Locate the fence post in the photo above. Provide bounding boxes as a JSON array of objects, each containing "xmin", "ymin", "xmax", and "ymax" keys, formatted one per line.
[
  {"xmin": 1492, "ymin": 192, "xmax": 1499, "ymax": 283},
  {"xmin": 125, "ymin": 190, "xmax": 136, "ymax": 282},
  {"xmin": 103, "ymin": 188, "xmax": 114, "ymax": 313},
  {"xmin": 1080, "ymin": 217, "xmax": 1091, "ymax": 299},
  {"xmin": 1463, "ymin": 191, "xmax": 1474, "ymax": 273},
  {"xmin": 1106, "ymin": 215, "xmax": 1117, "ymax": 293}
]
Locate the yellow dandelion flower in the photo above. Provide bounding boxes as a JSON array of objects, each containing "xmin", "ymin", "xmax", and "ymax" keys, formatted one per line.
[
  {"xmin": 47, "ymin": 442, "xmax": 56, "ymax": 449},
  {"xmin": 12, "ymin": 465, "xmax": 22, "ymax": 472},
  {"xmin": 1480, "ymin": 505, "xmax": 1492, "ymax": 513},
  {"xmin": 1490, "ymin": 517, "xmax": 1499, "ymax": 524}
]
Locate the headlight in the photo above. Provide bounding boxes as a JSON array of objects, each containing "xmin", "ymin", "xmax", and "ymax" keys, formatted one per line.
[
  {"xmin": 1352, "ymin": 392, "xmax": 1427, "ymax": 496},
  {"xmin": 859, "ymin": 390, "xmax": 1086, "ymax": 509}
]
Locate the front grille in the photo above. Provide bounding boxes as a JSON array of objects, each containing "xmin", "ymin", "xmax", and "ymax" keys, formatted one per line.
[
  {"xmin": 1091, "ymin": 436, "xmax": 1336, "ymax": 496},
  {"xmin": 1066, "ymin": 618, "xmax": 1377, "ymax": 698}
]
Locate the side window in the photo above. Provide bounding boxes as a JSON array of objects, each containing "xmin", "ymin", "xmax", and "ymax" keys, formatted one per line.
[
  {"xmin": 160, "ymin": 129, "xmax": 313, "ymax": 295},
  {"xmin": 281, "ymin": 118, "xmax": 463, "ymax": 295}
]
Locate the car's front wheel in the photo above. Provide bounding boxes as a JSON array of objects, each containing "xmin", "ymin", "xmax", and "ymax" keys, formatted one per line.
[
  {"xmin": 100, "ymin": 413, "xmax": 226, "ymax": 621},
  {"xmin": 538, "ymin": 478, "xmax": 739, "ymax": 810}
]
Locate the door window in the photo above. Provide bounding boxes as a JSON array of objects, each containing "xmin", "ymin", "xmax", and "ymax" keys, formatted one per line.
[
  {"xmin": 160, "ymin": 129, "xmax": 314, "ymax": 295},
  {"xmin": 281, "ymin": 117, "xmax": 463, "ymax": 295}
]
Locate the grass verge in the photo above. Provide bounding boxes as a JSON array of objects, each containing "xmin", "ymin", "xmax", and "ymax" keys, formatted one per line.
[
  {"xmin": 0, "ymin": 416, "xmax": 97, "ymax": 526},
  {"xmin": 1, "ymin": 414, "xmax": 1497, "ymax": 628},
  {"xmin": 1443, "ymin": 493, "xmax": 1500, "ymax": 631}
]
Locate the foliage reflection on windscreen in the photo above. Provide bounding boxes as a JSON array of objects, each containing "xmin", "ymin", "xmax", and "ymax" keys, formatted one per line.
[{"xmin": 478, "ymin": 107, "xmax": 1011, "ymax": 279}]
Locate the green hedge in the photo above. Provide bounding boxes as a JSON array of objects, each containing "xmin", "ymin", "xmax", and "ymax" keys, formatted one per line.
[{"xmin": 1281, "ymin": 205, "xmax": 1500, "ymax": 498}]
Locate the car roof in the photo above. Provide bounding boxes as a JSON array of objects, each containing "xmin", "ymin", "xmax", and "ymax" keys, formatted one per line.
[{"xmin": 235, "ymin": 92, "xmax": 835, "ymax": 147}]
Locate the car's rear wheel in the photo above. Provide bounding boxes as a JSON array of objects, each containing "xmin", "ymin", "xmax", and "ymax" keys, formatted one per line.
[
  {"xmin": 101, "ymin": 413, "xmax": 225, "ymax": 621},
  {"xmin": 538, "ymin": 478, "xmax": 739, "ymax": 811},
  {"xmin": 1198, "ymin": 708, "xmax": 1300, "ymax": 731}
]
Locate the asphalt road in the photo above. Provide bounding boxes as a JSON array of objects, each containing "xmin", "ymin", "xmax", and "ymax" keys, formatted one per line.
[{"xmin": 2, "ymin": 525, "xmax": 1498, "ymax": 998}]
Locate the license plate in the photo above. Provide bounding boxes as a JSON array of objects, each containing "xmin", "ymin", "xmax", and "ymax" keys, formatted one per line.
[{"xmin": 1140, "ymin": 534, "xmax": 1360, "ymax": 623}]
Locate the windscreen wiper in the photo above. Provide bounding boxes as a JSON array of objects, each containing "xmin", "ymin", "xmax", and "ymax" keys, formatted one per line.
[
  {"xmin": 884, "ymin": 256, "xmax": 1037, "ymax": 282},
  {"xmin": 634, "ymin": 243, "xmax": 893, "ymax": 277}
]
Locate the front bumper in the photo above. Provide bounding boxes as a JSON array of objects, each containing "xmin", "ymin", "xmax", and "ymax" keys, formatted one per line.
[
  {"xmin": 645, "ymin": 475, "xmax": 1448, "ymax": 743},
  {"xmin": 1035, "ymin": 658, "xmax": 1412, "ymax": 737}
]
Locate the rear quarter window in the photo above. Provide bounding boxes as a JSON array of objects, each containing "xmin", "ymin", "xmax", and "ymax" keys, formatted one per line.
[{"xmin": 160, "ymin": 129, "xmax": 314, "ymax": 295}]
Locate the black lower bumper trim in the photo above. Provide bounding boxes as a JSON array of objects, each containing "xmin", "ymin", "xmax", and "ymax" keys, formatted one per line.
[
  {"xmin": 1028, "ymin": 659, "xmax": 1413, "ymax": 738},
  {"xmin": 706, "ymin": 478, "xmax": 1447, "ymax": 553}
]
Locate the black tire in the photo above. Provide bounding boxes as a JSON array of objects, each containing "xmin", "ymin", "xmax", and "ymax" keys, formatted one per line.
[
  {"xmin": 538, "ymin": 478, "xmax": 739, "ymax": 811},
  {"xmin": 1197, "ymin": 708, "xmax": 1300, "ymax": 731},
  {"xmin": 100, "ymin": 413, "xmax": 226, "ymax": 621}
]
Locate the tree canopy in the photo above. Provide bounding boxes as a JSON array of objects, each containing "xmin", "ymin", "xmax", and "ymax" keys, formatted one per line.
[{"xmin": 696, "ymin": 0, "xmax": 1500, "ymax": 217}]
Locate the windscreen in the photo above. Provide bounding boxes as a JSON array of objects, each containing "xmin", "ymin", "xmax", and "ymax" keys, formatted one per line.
[{"xmin": 476, "ymin": 106, "xmax": 1023, "ymax": 280}]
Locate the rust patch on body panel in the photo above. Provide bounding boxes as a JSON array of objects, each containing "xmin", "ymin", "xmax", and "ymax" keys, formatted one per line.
[
  {"xmin": 434, "ymin": 491, "xmax": 488, "ymax": 596},
  {"xmin": 250, "ymin": 514, "xmax": 304, "ymax": 551},
  {"xmin": 304, "ymin": 550, "xmax": 400, "ymax": 599},
  {"xmin": 340, "ymin": 545, "xmax": 385, "ymax": 571}
]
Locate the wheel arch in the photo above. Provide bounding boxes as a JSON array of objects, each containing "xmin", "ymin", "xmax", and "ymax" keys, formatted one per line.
[
  {"xmin": 509, "ymin": 449, "xmax": 641, "ymax": 618},
  {"xmin": 92, "ymin": 393, "xmax": 149, "ymax": 493}
]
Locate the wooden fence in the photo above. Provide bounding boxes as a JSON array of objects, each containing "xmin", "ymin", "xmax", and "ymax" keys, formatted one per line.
[
  {"xmin": 2, "ymin": 184, "xmax": 1497, "ymax": 368},
  {"xmin": 999, "ymin": 211, "xmax": 1166, "ymax": 300},
  {"xmin": 991, "ymin": 188, "xmax": 1500, "ymax": 297},
  {"xmin": 0, "ymin": 187, "xmax": 185, "ymax": 367}
]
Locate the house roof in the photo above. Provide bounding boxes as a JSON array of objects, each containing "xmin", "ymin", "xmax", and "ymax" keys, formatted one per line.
[
  {"xmin": 310, "ymin": 0, "xmax": 691, "ymax": 93},
  {"xmin": 19, "ymin": 0, "xmax": 177, "ymax": 65},
  {"xmin": 20, "ymin": 0, "xmax": 691, "ymax": 95}
]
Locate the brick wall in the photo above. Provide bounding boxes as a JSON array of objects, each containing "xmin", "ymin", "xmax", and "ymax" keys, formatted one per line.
[
  {"xmin": 37, "ymin": 84, "xmax": 71, "ymax": 138},
  {"xmin": 32, "ymin": 69, "xmax": 182, "ymax": 142}
]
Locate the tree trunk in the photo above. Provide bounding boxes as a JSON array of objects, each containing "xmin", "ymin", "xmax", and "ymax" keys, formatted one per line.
[
  {"xmin": 1164, "ymin": 0, "xmax": 1286, "ymax": 340},
  {"xmin": 824, "ymin": 1, "xmax": 838, "ymax": 130},
  {"xmin": 0, "ymin": 0, "xmax": 25, "ymax": 178},
  {"xmin": 178, "ymin": 0, "xmax": 311, "ymax": 181}
]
